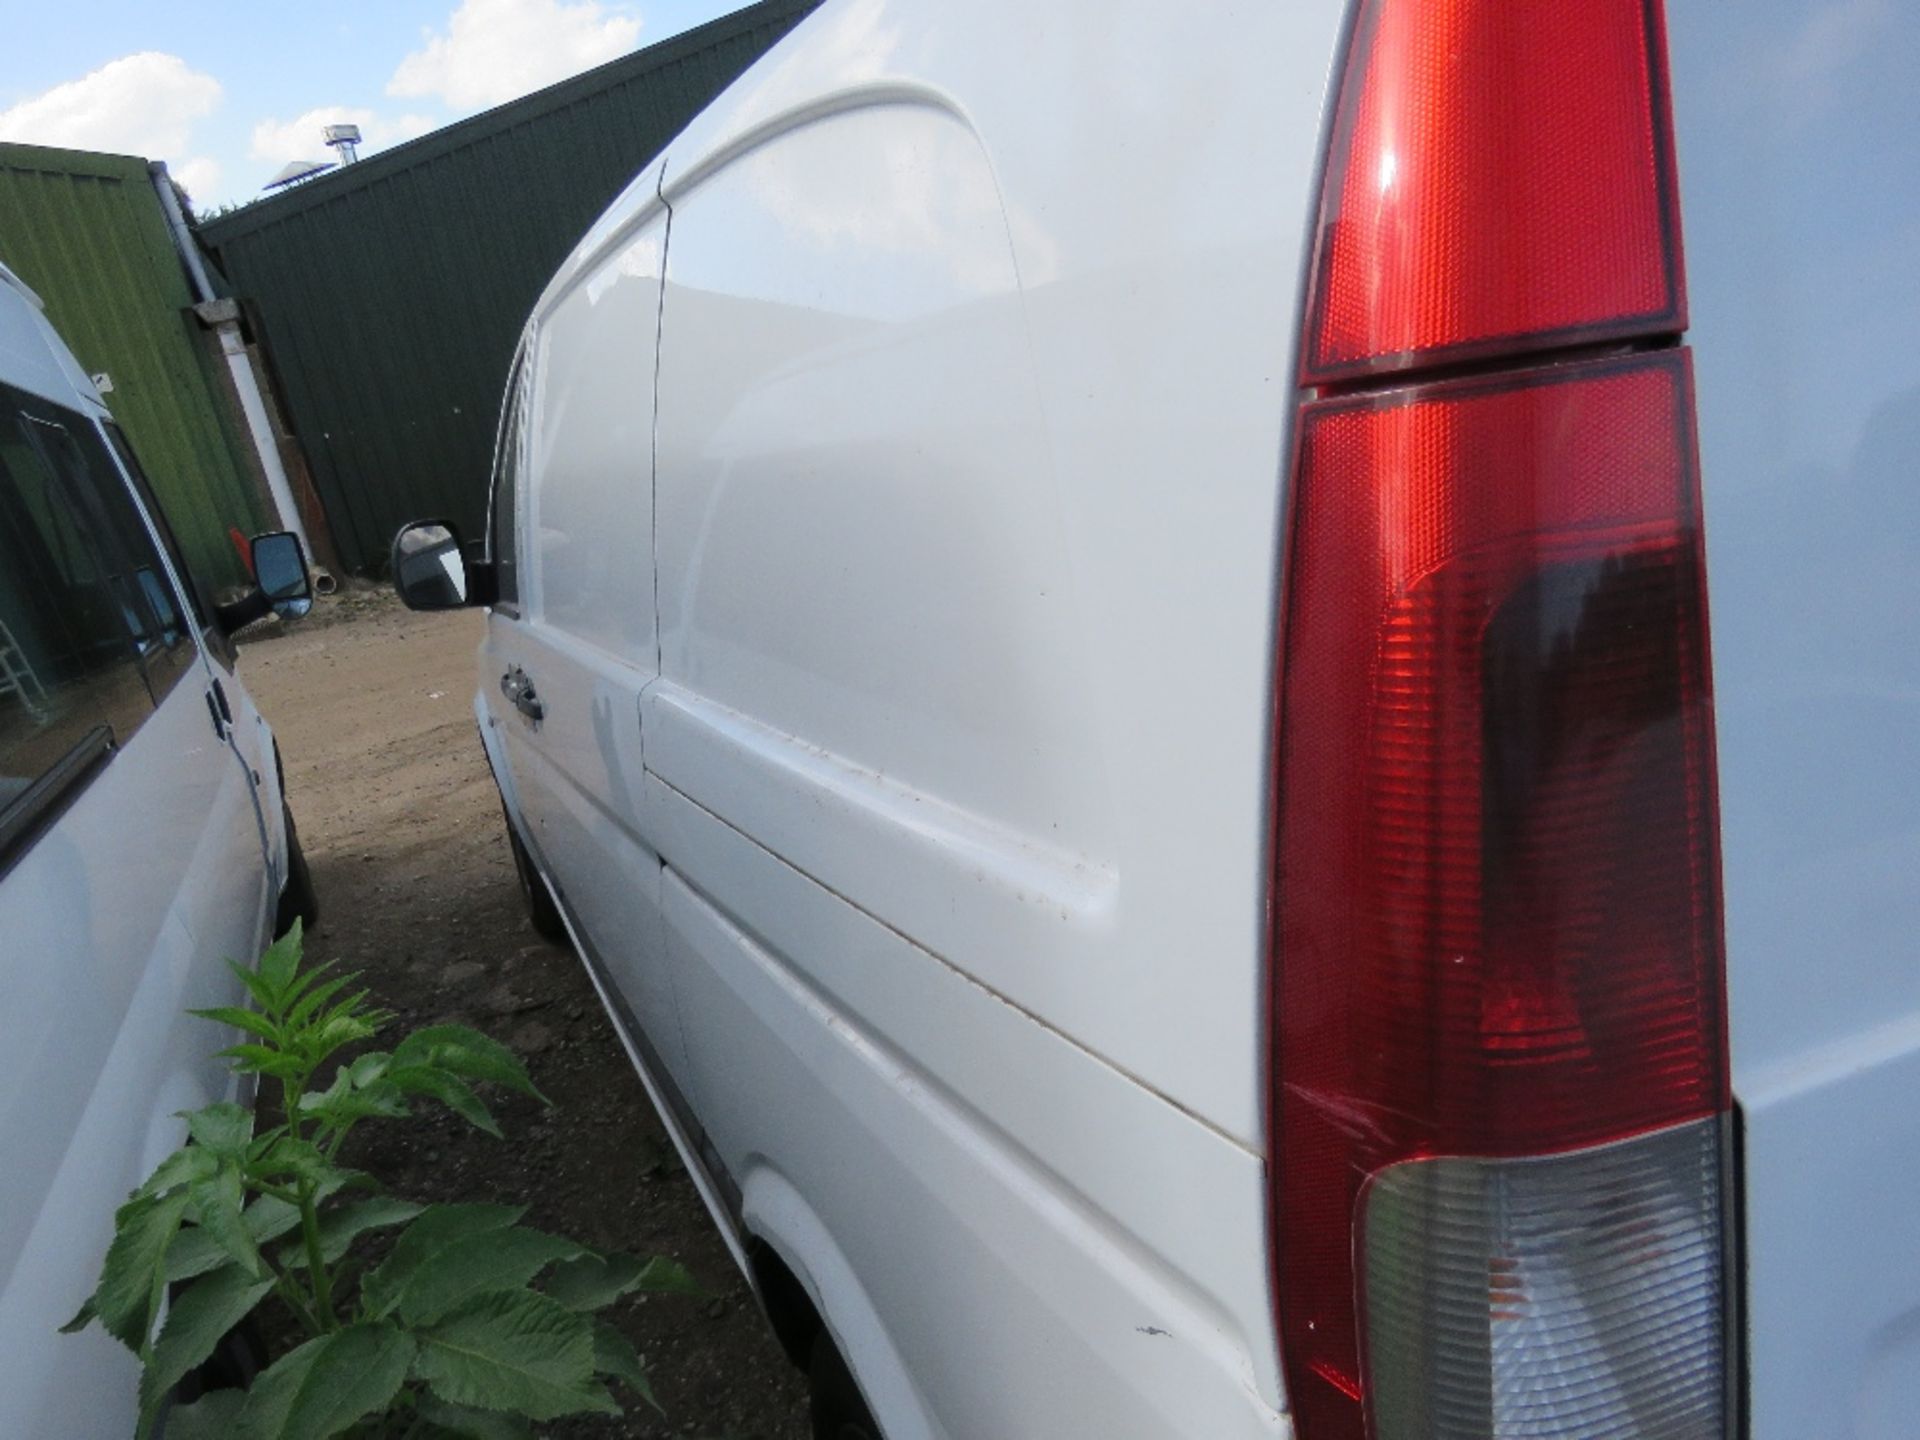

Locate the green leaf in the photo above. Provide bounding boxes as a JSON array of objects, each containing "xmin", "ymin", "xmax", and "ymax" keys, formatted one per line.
[
  {"xmin": 215, "ymin": 1043, "xmax": 307, "ymax": 1081},
  {"xmin": 592, "ymin": 1320, "xmax": 661, "ymax": 1414},
  {"xmin": 347, "ymin": 1051, "xmax": 392, "ymax": 1087},
  {"xmin": 57, "ymin": 1295, "xmax": 95, "ymax": 1335},
  {"xmin": 413, "ymin": 1289, "xmax": 618, "ymax": 1422},
  {"xmin": 538, "ymin": 1251, "xmax": 697, "ymax": 1311},
  {"xmin": 296, "ymin": 1196, "xmax": 423, "ymax": 1269},
  {"xmin": 280, "ymin": 960, "xmax": 353, "ymax": 1021},
  {"xmin": 388, "ymin": 1065, "xmax": 499, "ymax": 1138},
  {"xmin": 185, "ymin": 1103, "xmax": 255, "ymax": 1159},
  {"xmin": 136, "ymin": 1264, "xmax": 274, "ymax": 1437},
  {"xmin": 253, "ymin": 921, "xmax": 304, "ymax": 1010},
  {"xmin": 92, "ymin": 1189, "xmax": 192, "ymax": 1352},
  {"xmin": 303, "ymin": 1011, "xmax": 381, "ymax": 1068},
  {"xmin": 166, "ymin": 1195, "xmax": 303, "ymax": 1283},
  {"xmin": 632, "ymin": 1255, "xmax": 702, "ymax": 1297},
  {"xmin": 394, "ymin": 1025, "xmax": 547, "ymax": 1103},
  {"xmin": 244, "ymin": 1136, "xmax": 366, "ymax": 1194},
  {"xmin": 297, "ymin": 1069, "xmax": 409, "ymax": 1128},
  {"xmin": 360, "ymin": 1204, "xmax": 523, "ymax": 1319},
  {"xmin": 134, "ymin": 1144, "xmax": 219, "ymax": 1200},
  {"xmin": 161, "ymin": 1389, "xmax": 246, "ymax": 1440},
  {"xmin": 285, "ymin": 971, "xmax": 357, "ymax": 1030},
  {"xmin": 231, "ymin": 960, "xmax": 283, "ymax": 1017},
  {"xmin": 188, "ymin": 1005, "xmax": 280, "ymax": 1042},
  {"xmin": 541, "ymin": 1251, "xmax": 645, "ymax": 1312},
  {"xmin": 413, "ymin": 1396, "xmax": 533, "ymax": 1439},
  {"xmin": 239, "ymin": 1322, "xmax": 414, "ymax": 1440},
  {"xmin": 393, "ymin": 1226, "xmax": 585, "ymax": 1327},
  {"xmin": 187, "ymin": 1166, "xmax": 266, "ymax": 1280}
]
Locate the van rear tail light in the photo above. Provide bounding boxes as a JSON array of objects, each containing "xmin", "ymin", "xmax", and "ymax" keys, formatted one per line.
[
  {"xmin": 1303, "ymin": 0, "xmax": 1684, "ymax": 382},
  {"xmin": 1269, "ymin": 353, "xmax": 1731, "ymax": 1439},
  {"xmin": 1270, "ymin": 1, "xmax": 1728, "ymax": 1434}
]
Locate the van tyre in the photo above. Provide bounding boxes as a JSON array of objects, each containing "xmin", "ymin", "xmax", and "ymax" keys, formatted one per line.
[
  {"xmin": 809, "ymin": 1333, "xmax": 882, "ymax": 1440},
  {"xmin": 505, "ymin": 808, "xmax": 568, "ymax": 944},
  {"xmin": 274, "ymin": 802, "xmax": 318, "ymax": 937}
]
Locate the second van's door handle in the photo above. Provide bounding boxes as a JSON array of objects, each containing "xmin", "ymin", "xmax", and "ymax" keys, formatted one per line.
[{"xmin": 500, "ymin": 666, "xmax": 544, "ymax": 724}]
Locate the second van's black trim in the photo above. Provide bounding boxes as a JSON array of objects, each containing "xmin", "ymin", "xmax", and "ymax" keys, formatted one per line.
[{"xmin": 0, "ymin": 725, "xmax": 114, "ymax": 878}]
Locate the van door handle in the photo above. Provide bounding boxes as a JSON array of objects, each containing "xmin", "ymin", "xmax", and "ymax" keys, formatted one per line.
[{"xmin": 500, "ymin": 666, "xmax": 544, "ymax": 724}]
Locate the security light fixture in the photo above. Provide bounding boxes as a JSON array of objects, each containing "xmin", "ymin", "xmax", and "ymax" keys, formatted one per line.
[{"xmin": 323, "ymin": 124, "xmax": 363, "ymax": 165}]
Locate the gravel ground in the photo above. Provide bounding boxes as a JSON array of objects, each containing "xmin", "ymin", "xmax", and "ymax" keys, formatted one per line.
[{"xmin": 237, "ymin": 587, "xmax": 810, "ymax": 1439}]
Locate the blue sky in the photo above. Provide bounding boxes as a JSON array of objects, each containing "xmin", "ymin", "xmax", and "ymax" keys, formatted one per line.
[{"xmin": 0, "ymin": 0, "xmax": 739, "ymax": 211}]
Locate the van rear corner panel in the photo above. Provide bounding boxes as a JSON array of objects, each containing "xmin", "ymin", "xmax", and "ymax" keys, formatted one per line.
[{"xmin": 1667, "ymin": 1, "xmax": 1920, "ymax": 1435}]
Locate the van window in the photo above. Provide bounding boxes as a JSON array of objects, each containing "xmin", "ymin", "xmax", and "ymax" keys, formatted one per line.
[
  {"xmin": 0, "ymin": 386, "xmax": 184, "ymax": 854},
  {"xmin": 21, "ymin": 417, "xmax": 199, "ymax": 702},
  {"xmin": 103, "ymin": 424, "xmax": 231, "ymax": 670},
  {"xmin": 489, "ymin": 355, "xmax": 526, "ymax": 610}
]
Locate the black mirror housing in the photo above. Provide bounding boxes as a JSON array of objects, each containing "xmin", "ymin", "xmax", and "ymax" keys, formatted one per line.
[{"xmin": 391, "ymin": 520, "xmax": 491, "ymax": 610}]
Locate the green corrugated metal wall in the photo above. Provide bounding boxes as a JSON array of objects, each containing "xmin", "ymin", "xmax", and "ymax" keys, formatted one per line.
[
  {"xmin": 0, "ymin": 144, "xmax": 267, "ymax": 590},
  {"xmin": 199, "ymin": 0, "xmax": 818, "ymax": 575}
]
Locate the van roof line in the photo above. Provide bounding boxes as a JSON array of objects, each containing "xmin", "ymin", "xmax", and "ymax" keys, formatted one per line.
[{"xmin": 0, "ymin": 259, "xmax": 45, "ymax": 310}]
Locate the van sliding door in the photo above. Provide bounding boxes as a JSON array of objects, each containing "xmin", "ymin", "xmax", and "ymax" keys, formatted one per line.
[{"xmin": 481, "ymin": 160, "xmax": 687, "ymax": 1092}]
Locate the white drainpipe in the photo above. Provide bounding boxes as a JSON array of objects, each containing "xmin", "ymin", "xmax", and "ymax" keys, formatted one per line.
[{"xmin": 149, "ymin": 161, "xmax": 331, "ymax": 588}]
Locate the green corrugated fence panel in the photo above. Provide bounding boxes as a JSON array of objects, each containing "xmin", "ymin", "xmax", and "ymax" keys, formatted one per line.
[
  {"xmin": 199, "ymin": 0, "xmax": 819, "ymax": 574},
  {"xmin": 0, "ymin": 143, "xmax": 268, "ymax": 591}
]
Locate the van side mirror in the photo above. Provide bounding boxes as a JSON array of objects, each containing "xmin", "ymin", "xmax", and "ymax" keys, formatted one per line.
[
  {"xmin": 392, "ymin": 520, "xmax": 490, "ymax": 610},
  {"xmin": 251, "ymin": 531, "xmax": 313, "ymax": 620},
  {"xmin": 212, "ymin": 530, "xmax": 315, "ymax": 634}
]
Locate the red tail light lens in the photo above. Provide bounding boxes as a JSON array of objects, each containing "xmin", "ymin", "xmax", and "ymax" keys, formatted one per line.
[
  {"xmin": 1271, "ymin": 353, "xmax": 1728, "ymax": 1439},
  {"xmin": 1303, "ymin": 0, "xmax": 1685, "ymax": 381}
]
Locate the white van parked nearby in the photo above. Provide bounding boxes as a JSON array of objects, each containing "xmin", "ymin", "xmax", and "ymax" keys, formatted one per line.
[
  {"xmin": 0, "ymin": 258, "xmax": 317, "ymax": 1438},
  {"xmin": 397, "ymin": 0, "xmax": 1920, "ymax": 1435}
]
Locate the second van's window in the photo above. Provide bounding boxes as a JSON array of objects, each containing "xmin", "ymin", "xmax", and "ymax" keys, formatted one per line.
[{"xmin": 0, "ymin": 385, "xmax": 184, "ymax": 846}]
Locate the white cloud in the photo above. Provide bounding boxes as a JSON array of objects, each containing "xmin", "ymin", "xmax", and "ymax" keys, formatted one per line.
[
  {"xmin": 170, "ymin": 155, "xmax": 223, "ymax": 203},
  {"xmin": 389, "ymin": 0, "xmax": 641, "ymax": 111},
  {"xmin": 249, "ymin": 106, "xmax": 437, "ymax": 166},
  {"xmin": 0, "ymin": 51, "xmax": 220, "ymax": 166}
]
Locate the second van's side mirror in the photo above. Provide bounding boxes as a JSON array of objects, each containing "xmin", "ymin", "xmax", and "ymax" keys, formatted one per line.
[{"xmin": 392, "ymin": 520, "xmax": 492, "ymax": 610}]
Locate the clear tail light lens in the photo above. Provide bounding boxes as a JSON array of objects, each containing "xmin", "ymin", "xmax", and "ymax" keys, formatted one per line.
[{"xmin": 1364, "ymin": 1120, "xmax": 1728, "ymax": 1440}]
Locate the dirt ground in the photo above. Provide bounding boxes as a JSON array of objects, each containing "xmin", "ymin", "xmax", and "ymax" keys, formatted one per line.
[{"xmin": 238, "ymin": 587, "xmax": 810, "ymax": 1440}]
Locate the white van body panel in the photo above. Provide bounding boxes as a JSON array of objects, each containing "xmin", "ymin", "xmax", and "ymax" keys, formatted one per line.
[
  {"xmin": 1668, "ymin": 3, "xmax": 1920, "ymax": 1435},
  {"xmin": 489, "ymin": 0, "xmax": 1920, "ymax": 1433},
  {"xmin": 0, "ymin": 739, "xmax": 264, "ymax": 1439},
  {"xmin": 644, "ymin": 772, "xmax": 1284, "ymax": 1436},
  {"xmin": 646, "ymin": 3, "xmax": 1343, "ymax": 1431},
  {"xmin": 0, "ymin": 264, "xmax": 104, "ymax": 417},
  {"xmin": 650, "ymin": 0, "xmax": 1344, "ymax": 1145},
  {"xmin": 0, "ymin": 258, "xmax": 281, "ymax": 1438},
  {"xmin": 636, "ymin": 9, "xmax": 1350, "ymax": 1425},
  {"xmin": 484, "ymin": 3, "xmax": 1345, "ymax": 1431}
]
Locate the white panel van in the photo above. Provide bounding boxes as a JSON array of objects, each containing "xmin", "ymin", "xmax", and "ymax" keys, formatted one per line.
[
  {"xmin": 0, "ymin": 259, "xmax": 317, "ymax": 1438},
  {"xmin": 396, "ymin": 1, "xmax": 1920, "ymax": 1435}
]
